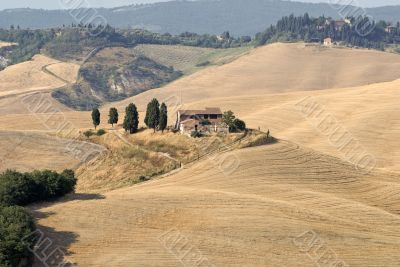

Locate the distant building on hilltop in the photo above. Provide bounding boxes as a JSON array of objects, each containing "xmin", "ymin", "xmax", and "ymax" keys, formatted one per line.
[
  {"xmin": 385, "ymin": 25, "xmax": 397, "ymax": 34},
  {"xmin": 176, "ymin": 107, "xmax": 228, "ymax": 135},
  {"xmin": 325, "ymin": 18, "xmax": 351, "ymax": 30},
  {"xmin": 323, "ymin": 37, "xmax": 333, "ymax": 46}
]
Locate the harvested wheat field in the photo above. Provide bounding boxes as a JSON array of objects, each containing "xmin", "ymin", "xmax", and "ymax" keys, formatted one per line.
[
  {"xmin": 0, "ymin": 42, "xmax": 398, "ymax": 266},
  {"xmin": 0, "ymin": 131, "xmax": 105, "ymax": 172},
  {"xmin": 109, "ymin": 43, "xmax": 400, "ymax": 112},
  {"xmin": 0, "ymin": 54, "xmax": 79, "ymax": 98},
  {"xmin": 184, "ymin": 78, "xmax": 400, "ymax": 172},
  {"xmin": 45, "ymin": 62, "xmax": 80, "ymax": 84},
  {"xmin": 133, "ymin": 44, "xmax": 250, "ymax": 74},
  {"xmin": 103, "ymin": 43, "xmax": 400, "ymax": 173},
  {"xmin": 33, "ymin": 141, "xmax": 400, "ymax": 266}
]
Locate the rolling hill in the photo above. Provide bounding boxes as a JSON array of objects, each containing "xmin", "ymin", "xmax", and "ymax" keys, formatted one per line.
[
  {"xmin": 107, "ymin": 43, "xmax": 400, "ymax": 109},
  {"xmin": 32, "ymin": 140, "xmax": 400, "ymax": 266},
  {"xmin": 1, "ymin": 42, "xmax": 400, "ymax": 266},
  {"xmin": 107, "ymin": 43, "xmax": 400, "ymax": 172},
  {"xmin": 0, "ymin": 54, "xmax": 79, "ymax": 98},
  {"xmin": 2, "ymin": 43, "xmax": 400, "ymax": 172}
]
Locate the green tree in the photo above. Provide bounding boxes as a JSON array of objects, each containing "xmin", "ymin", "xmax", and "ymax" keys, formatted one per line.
[
  {"xmin": 233, "ymin": 118, "xmax": 246, "ymax": 131},
  {"xmin": 144, "ymin": 98, "xmax": 160, "ymax": 132},
  {"xmin": 222, "ymin": 110, "xmax": 236, "ymax": 132},
  {"xmin": 159, "ymin": 103, "xmax": 168, "ymax": 133},
  {"xmin": 0, "ymin": 205, "xmax": 36, "ymax": 267},
  {"xmin": 108, "ymin": 108, "xmax": 118, "ymax": 127},
  {"xmin": 91, "ymin": 108, "xmax": 100, "ymax": 130},
  {"xmin": 0, "ymin": 170, "xmax": 35, "ymax": 206},
  {"xmin": 123, "ymin": 103, "xmax": 139, "ymax": 134}
]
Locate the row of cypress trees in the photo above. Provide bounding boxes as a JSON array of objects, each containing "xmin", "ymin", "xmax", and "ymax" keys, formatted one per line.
[
  {"xmin": 90, "ymin": 98, "xmax": 168, "ymax": 134},
  {"xmin": 144, "ymin": 98, "xmax": 168, "ymax": 133}
]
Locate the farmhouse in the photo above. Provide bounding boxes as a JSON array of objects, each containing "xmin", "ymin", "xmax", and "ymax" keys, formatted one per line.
[
  {"xmin": 385, "ymin": 26, "xmax": 397, "ymax": 34},
  {"xmin": 176, "ymin": 107, "xmax": 228, "ymax": 135}
]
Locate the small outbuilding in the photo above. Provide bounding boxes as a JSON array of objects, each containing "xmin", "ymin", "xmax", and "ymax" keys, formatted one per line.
[{"xmin": 323, "ymin": 37, "xmax": 333, "ymax": 46}]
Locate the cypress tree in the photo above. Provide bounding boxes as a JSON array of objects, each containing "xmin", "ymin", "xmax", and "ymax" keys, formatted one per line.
[
  {"xmin": 145, "ymin": 98, "xmax": 160, "ymax": 132},
  {"xmin": 108, "ymin": 108, "xmax": 118, "ymax": 127},
  {"xmin": 159, "ymin": 103, "xmax": 168, "ymax": 133},
  {"xmin": 123, "ymin": 103, "xmax": 139, "ymax": 134},
  {"xmin": 91, "ymin": 108, "xmax": 100, "ymax": 130}
]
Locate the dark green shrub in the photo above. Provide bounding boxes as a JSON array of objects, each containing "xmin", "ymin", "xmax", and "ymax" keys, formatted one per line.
[
  {"xmin": 0, "ymin": 171, "xmax": 36, "ymax": 206},
  {"xmin": 191, "ymin": 131, "xmax": 202, "ymax": 138},
  {"xmin": 0, "ymin": 205, "xmax": 36, "ymax": 267},
  {"xmin": 0, "ymin": 169, "xmax": 77, "ymax": 206},
  {"xmin": 97, "ymin": 129, "xmax": 106, "ymax": 136},
  {"xmin": 30, "ymin": 170, "xmax": 77, "ymax": 201},
  {"xmin": 196, "ymin": 61, "xmax": 210, "ymax": 67},
  {"xmin": 83, "ymin": 130, "xmax": 94, "ymax": 138},
  {"xmin": 233, "ymin": 119, "xmax": 246, "ymax": 131},
  {"xmin": 138, "ymin": 176, "xmax": 149, "ymax": 182}
]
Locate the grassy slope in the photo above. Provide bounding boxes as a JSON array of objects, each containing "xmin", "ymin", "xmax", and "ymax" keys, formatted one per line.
[
  {"xmin": 75, "ymin": 129, "xmax": 248, "ymax": 192},
  {"xmin": 0, "ymin": 55, "xmax": 79, "ymax": 97},
  {"xmin": 2, "ymin": 43, "xmax": 400, "ymax": 171},
  {"xmin": 34, "ymin": 141, "xmax": 400, "ymax": 266},
  {"xmin": 133, "ymin": 44, "xmax": 251, "ymax": 75}
]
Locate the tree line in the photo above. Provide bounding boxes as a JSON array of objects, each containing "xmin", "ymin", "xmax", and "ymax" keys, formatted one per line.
[
  {"xmin": 255, "ymin": 13, "xmax": 400, "ymax": 50},
  {"xmin": 0, "ymin": 169, "xmax": 77, "ymax": 266},
  {"xmin": 0, "ymin": 25, "xmax": 251, "ymax": 67},
  {"xmin": 91, "ymin": 98, "xmax": 168, "ymax": 134}
]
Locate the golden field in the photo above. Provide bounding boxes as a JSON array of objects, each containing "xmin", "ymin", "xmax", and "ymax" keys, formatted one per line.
[{"xmin": 1, "ymin": 43, "xmax": 400, "ymax": 266}]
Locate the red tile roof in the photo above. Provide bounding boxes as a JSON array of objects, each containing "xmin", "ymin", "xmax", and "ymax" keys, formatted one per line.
[{"xmin": 178, "ymin": 107, "xmax": 222, "ymax": 116}]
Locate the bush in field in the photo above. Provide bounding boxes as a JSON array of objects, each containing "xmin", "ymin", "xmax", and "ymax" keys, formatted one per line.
[
  {"xmin": 233, "ymin": 119, "xmax": 246, "ymax": 131},
  {"xmin": 0, "ymin": 171, "xmax": 36, "ymax": 206},
  {"xmin": 97, "ymin": 129, "xmax": 106, "ymax": 136},
  {"xmin": 191, "ymin": 131, "xmax": 202, "ymax": 138},
  {"xmin": 83, "ymin": 130, "xmax": 94, "ymax": 138},
  {"xmin": 0, "ymin": 169, "xmax": 77, "ymax": 206},
  {"xmin": 30, "ymin": 170, "xmax": 77, "ymax": 201},
  {"xmin": 222, "ymin": 110, "xmax": 247, "ymax": 132},
  {"xmin": 0, "ymin": 170, "xmax": 76, "ymax": 266},
  {"xmin": 0, "ymin": 205, "xmax": 36, "ymax": 267}
]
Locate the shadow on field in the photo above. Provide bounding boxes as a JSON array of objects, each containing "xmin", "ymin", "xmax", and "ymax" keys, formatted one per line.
[{"xmin": 29, "ymin": 193, "xmax": 105, "ymax": 266}]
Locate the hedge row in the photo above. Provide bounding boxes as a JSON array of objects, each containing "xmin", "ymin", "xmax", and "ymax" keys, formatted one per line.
[
  {"xmin": 0, "ymin": 169, "xmax": 76, "ymax": 267},
  {"xmin": 0, "ymin": 169, "xmax": 76, "ymax": 207}
]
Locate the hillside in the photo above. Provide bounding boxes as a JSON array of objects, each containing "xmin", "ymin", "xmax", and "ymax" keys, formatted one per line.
[
  {"xmin": 105, "ymin": 43, "xmax": 400, "ymax": 173},
  {"xmin": 0, "ymin": 0, "xmax": 400, "ymax": 35},
  {"xmin": 0, "ymin": 131, "xmax": 105, "ymax": 172},
  {"xmin": 132, "ymin": 44, "xmax": 251, "ymax": 74},
  {"xmin": 32, "ymin": 141, "xmax": 400, "ymax": 266},
  {"xmin": 52, "ymin": 47, "xmax": 182, "ymax": 110},
  {"xmin": 1, "ymin": 43, "xmax": 400, "ymax": 173},
  {"xmin": 0, "ymin": 40, "xmax": 399, "ymax": 266},
  {"xmin": 0, "ymin": 54, "xmax": 79, "ymax": 97},
  {"xmin": 108, "ymin": 43, "xmax": 400, "ymax": 109}
]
